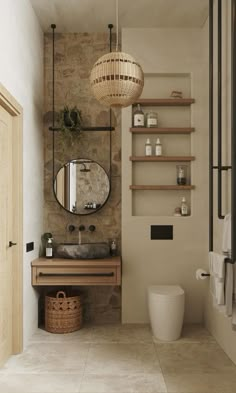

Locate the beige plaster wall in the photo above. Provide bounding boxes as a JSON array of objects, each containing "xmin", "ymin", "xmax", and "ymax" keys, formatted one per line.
[
  {"xmin": 204, "ymin": 1, "xmax": 236, "ymax": 365},
  {"xmin": 122, "ymin": 28, "xmax": 209, "ymax": 323},
  {"xmin": 44, "ymin": 33, "xmax": 121, "ymax": 323}
]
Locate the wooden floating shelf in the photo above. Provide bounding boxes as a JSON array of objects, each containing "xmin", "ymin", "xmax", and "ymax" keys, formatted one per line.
[
  {"xmin": 130, "ymin": 156, "xmax": 195, "ymax": 162},
  {"xmin": 130, "ymin": 127, "xmax": 195, "ymax": 134},
  {"xmin": 130, "ymin": 185, "xmax": 195, "ymax": 190},
  {"xmin": 134, "ymin": 98, "xmax": 195, "ymax": 106}
]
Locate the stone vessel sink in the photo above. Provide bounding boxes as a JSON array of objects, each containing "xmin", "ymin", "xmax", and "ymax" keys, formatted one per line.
[{"xmin": 55, "ymin": 242, "xmax": 110, "ymax": 259}]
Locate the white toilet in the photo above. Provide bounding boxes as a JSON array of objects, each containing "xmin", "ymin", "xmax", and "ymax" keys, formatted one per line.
[{"xmin": 148, "ymin": 285, "xmax": 185, "ymax": 341}]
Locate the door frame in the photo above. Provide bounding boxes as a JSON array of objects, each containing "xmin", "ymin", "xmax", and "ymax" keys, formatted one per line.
[{"xmin": 0, "ymin": 83, "xmax": 23, "ymax": 354}]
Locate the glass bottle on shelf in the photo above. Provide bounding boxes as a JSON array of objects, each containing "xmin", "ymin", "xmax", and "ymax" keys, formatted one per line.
[
  {"xmin": 155, "ymin": 138, "xmax": 162, "ymax": 156},
  {"xmin": 181, "ymin": 197, "xmax": 189, "ymax": 216},
  {"xmin": 146, "ymin": 112, "xmax": 158, "ymax": 128},
  {"xmin": 133, "ymin": 104, "xmax": 145, "ymax": 127},
  {"xmin": 176, "ymin": 165, "xmax": 187, "ymax": 185},
  {"xmin": 145, "ymin": 138, "xmax": 152, "ymax": 156}
]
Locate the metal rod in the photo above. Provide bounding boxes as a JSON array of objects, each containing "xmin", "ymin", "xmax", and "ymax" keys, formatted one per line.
[
  {"xmin": 51, "ymin": 24, "xmax": 56, "ymax": 184},
  {"xmin": 209, "ymin": 0, "xmax": 214, "ymax": 250},
  {"xmin": 39, "ymin": 272, "xmax": 114, "ymax": 277},
  {"xmin": 201, "ymin": 273, "xmax": 210, "ymax": 277},
  {"xmin": 108, "ymin": 23, "xmax": 113, "ymax": 52},
  {"xmin": 232, "ymin": 0, "xmax": 236, "ymax": 264},
  {"xmin": 108, "ymin": 24, "xmax": 113, "ymax": 182},
  {"xmin": 218, "ymin": 0, "xmax": 224, "ymax": 219},
  {"xmin": 49, "ymin": 126, "xmax": 115, "ymax": 132},
  {"xmin": 213, "ymin": 166, "xmax": 232, "ymax": 170},
  {"xmin": 224, "ymin": 257, "xmax": 234, "ymax": 264}
]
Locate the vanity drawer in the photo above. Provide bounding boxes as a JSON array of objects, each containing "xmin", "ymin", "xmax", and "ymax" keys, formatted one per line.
[{"xmin": 32, "ymin": 266, "xmax": 119, "ymax": 286}]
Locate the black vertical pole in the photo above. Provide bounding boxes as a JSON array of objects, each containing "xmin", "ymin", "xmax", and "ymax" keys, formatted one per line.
[
  {"xmin": 218, "ymin": 0, "xmax": 224, "ymax": 219},
  {"xmin": 231, "ymin": 0, "xmax": 236, "ymax": 263},
  {"xmin": 209, "ymin": 0, "xmax": 214, "ymax": 251},
  {"xmin": 51, "ymin": 24, "xmax": 56, "ymax": 183}
]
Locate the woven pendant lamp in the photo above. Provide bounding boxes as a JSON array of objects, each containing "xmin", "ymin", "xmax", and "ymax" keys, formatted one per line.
[{"xmin": 90, "ymin": 0, "xmax": 144, "ymax": 108}]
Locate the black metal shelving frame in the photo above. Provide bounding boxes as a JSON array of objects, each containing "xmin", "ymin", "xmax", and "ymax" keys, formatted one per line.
[
  {"xmin": 50, "ymin": 24, "xmax": 115, "ymax": 215},
  {"xmin": 50, "ymin": 24, "xmax": 115, "ymax": 169}
]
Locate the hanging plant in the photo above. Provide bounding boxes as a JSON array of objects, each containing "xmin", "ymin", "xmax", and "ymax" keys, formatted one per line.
[{"xmin": 59, "ymin": 106, "xmax": 83, "ymax": 133}]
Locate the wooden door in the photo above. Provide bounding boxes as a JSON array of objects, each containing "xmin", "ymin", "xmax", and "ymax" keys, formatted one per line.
[{"xmin": 0, "ymin": 105, "xmax": 13, "ymax": 365}]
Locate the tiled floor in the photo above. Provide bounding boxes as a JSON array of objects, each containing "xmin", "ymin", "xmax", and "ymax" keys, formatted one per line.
[{"xmin": 0, "ymin": 324, "xmax": 236, "ymax": 392}]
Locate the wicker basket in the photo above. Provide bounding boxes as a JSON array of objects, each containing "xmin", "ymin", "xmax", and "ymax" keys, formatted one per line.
[{"xmin": 45, "ymin": 291, "xmax": 82, "ymax": 334}]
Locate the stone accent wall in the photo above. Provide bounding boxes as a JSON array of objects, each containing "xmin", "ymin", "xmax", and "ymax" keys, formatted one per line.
[{"xmin": 44, "ymin": 33, "xmax": 121, "ymax": 324}]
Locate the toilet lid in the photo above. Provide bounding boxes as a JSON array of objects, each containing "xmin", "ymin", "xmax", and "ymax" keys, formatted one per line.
[{"xmin": 148, "ymin": 285, "xmax": 184, "ymax": 296}]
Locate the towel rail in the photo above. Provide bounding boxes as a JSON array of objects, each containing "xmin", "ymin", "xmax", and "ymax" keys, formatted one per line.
[
  {"xmin": 201, "ymin": 256, "xmax": 234, "ymax": 278},
  {"xmin": 209, "ymin": 0, "xmax": 232, "ymax": 223},
  {"xmin": 217, "ymin": 0, "xmax": 224, "ymax": 220},
  {"xmin": 209, "ymin": 0, "xmax": 235, "ymax": 264},
  {"xmin": 231, "ymin": 0, "xmax": 236, "ymax": 264},
  {"xmin": 209, "ymin": 0, "xmax": 214, "ymax": 251}
]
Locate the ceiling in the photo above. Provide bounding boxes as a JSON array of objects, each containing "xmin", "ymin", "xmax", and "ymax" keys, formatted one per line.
[{"xmin": 30, "ymin": 0, "xmax": 209, "ymax": 33}]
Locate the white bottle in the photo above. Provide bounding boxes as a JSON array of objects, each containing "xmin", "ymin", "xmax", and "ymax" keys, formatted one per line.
[
  {"xmin": 181, "ymin": 197, "xmax": 188, "ymax": 216},
  {"xmin": 46, "ymin": 238, "xmax": 53, "ymax": 258},
  {"xmin": 145, "ymin": 138, "xmax": 152, "ymax": 156},
  {"xmin": 155, "ymin": 138, "xmax": 162, "ymax": 156},
  {"xmin": 110, "ymin": 240, "xmax": 117, "ymax": 256}
]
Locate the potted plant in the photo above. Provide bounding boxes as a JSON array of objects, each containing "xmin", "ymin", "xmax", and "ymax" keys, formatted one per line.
[{"xmin": 59, "ymin": 106, "xmax": 82, "ymax": 132}]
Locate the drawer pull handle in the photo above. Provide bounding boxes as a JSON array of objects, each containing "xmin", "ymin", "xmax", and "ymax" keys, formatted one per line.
[{"xmin": 38, "ymin": 272, "xmax": 114, "ymax": 277}]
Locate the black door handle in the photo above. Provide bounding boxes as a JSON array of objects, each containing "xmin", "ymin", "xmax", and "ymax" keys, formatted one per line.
[{"xmin": 9, "ymin": 241, "xmax": 17, "ymax": 247}]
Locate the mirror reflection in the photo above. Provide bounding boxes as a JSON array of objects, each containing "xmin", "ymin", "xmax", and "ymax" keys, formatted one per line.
[{"xmin": 54, "ymin": 159, "xmax": 110, "ymax": 215}]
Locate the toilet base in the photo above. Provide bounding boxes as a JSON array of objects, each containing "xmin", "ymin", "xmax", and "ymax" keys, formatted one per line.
[{"xmin": 148, "ymin": 285, "xmax": 185, "ymax": 342}]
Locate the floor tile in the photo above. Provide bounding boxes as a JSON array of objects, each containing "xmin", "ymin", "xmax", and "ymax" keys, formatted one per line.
[
  {"xmin": 89, "ymin": 324, "xmax": 120, "ymax": 343},
  {"xmin": 116, "ymin": 323, "xmax": 153, "ymax": 343},
  {"xmin": 89, "ymin": 323, "xmax": 152, "ymax": 344},
  {"xmin": 29, "ymin": 326, "xmax": 93, "ymax": 343},
  {"xmin": 0, "ymin": 373, "xmax": 82, "ymax": 393},
  {"xmin": 80, "ymin": 373, "xmax": 167, "ymax": 393},
  {"xmin": 0, "ymin": 324, "xmax": 236, "ymax": 393},
  {"xmin": 156, "ymin": 342, "xmax": 235, "ymax": 374},
  {"xmin": 0, "ymin": 342, "xmax": 90, "ymax": 374},
  {"xmin": 85, "ymin": 343, "xmax": 161, "ymax": 375},
  {"xmin": 153, "ymin": 325, "xmax": 215, "ymax": 344},
  {"xmin": 163, "ymin": 372, "xmax": 236, "ymax": 392},
  {"xmin": 180, "ymin": 325, "xmax": 216, "ymax": 343}
]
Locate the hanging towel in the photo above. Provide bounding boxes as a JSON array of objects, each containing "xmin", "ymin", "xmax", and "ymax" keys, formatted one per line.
[
  {"xmin": 232, "ymin": 304, "xmax": 236, "ymax": 330},
  {"xmin": 222, "ymin": 213, "xmax": 231, "ymax": 254},
  {"xmin": 232, "ymin": 265, "xmax": 236, "ymax": 329},
  {"xmin": 224, "ymin": 262, "xmax": 234, "ymax": 317},
  {"xmin": 209, "ymin": 252, "xmax": 225, "ymax": 305}
]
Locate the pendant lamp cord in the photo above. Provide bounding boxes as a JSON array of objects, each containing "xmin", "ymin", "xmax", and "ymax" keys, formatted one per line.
[
  {"xmin": 116, "ymin": 0, "xmax": 119, "ymax": 51},
  {"xmin": 108, "ymin": 24, "xmax": 113, "ymax": 182},
  {"xmin": 51, "ymin": 24, "xmax": 56, "ymax": 183}
]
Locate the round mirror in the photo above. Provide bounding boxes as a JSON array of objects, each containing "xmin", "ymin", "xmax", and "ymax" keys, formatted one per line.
[{"xmin": 54, "ymin": 159, "xmax": 110, "ymax": 215}]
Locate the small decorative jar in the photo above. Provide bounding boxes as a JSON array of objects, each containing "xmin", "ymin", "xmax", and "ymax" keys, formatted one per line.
[
  {"xmin": 174, "ymin": 207, "xmax": 181, "ymax": 217},
  {"xmin": 146, "ymin": 112, "xmax": 158, "ymax": 128}
]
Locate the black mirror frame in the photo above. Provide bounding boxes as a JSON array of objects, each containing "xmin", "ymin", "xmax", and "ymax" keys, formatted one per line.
[{"xmin": 53, "ymin": 158, "xmax": 111, "ymax": 216}]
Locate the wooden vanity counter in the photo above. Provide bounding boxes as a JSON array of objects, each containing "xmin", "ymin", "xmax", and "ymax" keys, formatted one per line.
[{"xmin": 31, "ymin": 256, "xmax": 121, "ymax": 286}]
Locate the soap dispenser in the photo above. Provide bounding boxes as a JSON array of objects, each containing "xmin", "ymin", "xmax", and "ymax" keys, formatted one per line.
[
  {"xmin": 46, "ymin": 237, "xmax": 53, "ymax": 259},
  {"xmin": 110, "ymin": 239, "xmax": 117, "ymax": 256}
]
